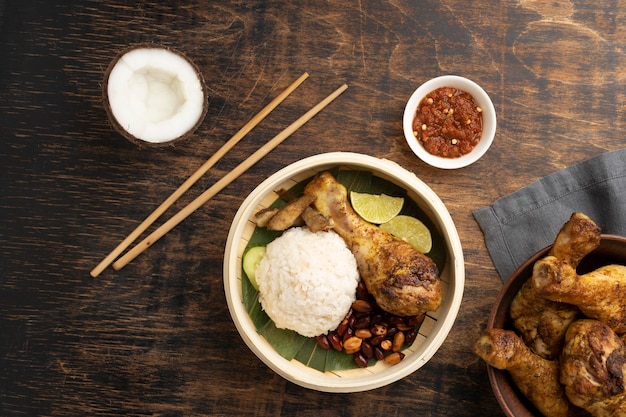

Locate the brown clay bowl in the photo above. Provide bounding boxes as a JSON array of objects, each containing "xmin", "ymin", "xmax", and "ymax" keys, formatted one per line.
[{"xmin": 485, "ymin": 234, "xmax": 626, "ymax": 417}]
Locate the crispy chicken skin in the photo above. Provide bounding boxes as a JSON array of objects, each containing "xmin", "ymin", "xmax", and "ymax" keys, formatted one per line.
[
  {"xmin": 510, "ymin": 212, "xmax": 599, "ymax": 359},
  {"xmin": 474, "ymin": 328, "xmax": 581, "ymax": 417},
  {"xmin": 532, "ymin": 256, "xmax": 626, "ymax": 335},
  {"xmin": 304, "ymin": 171, "xmax": 441, "ymax": 316},
  {"xmin": 560, "ymin": 319, "xmax": 626, "ymax": 417}
]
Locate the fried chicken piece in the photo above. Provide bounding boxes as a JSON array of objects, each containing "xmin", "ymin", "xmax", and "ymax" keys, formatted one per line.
[
  {"xmin": 300, "ymin": 205, "xmax": 333, "ymax": 232},
  {"xmin": 304, "ymin": 171, "xmax": 441, "ymax": 316},
  {"xmin": 265, "ymin": 194, "xmax": 315, "ymax": 231},
  {"xmin": 510, "ymin": 212, "xmax": 599, "ymax": 359},
  {"xmin": 532, "ymin": 257, "xmax": 626, "ymax": 335},
  {"xmin": 474, "ymin": 328, "xmax": 581, "ymax": 417},
  {"xmin": 560, "ymin": 319, "xmax": 626, "ymax": 417},
  {"xmin": 510, "ymin": 285, "xmax": 581, "ymax": 360},
  {"xmin": 550, "ymin": 212, "xmax": 602, "ymax": 267},
  {"xmin": 254, "ymin": 207, "xmax": 279, "ymax": 227},
  {"xmin": 256, "ymin": 188, "xmax": 333, "ymax": 232}
]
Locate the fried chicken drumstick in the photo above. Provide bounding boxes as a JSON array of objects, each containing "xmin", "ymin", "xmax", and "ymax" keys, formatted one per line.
[
  {"xmin": 550, "ymin": 212, "xmax": 602, "ymax": 267},
  {"xmin": 510, "ymin": 212, "xmax": 600, "ymax": 359},
  {"xmin": 304, "ymin": 171, "xmax": 441, "ymax": 316},
  {"xmin": 474, "ymin": 328, "xmax": 582, "ymax": 417},
  {"xmin": 532, "ymin": 256, "xmax": 626, "ymax": 335}
]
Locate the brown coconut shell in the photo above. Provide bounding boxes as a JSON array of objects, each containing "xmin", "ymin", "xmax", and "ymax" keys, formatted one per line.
[{"xmin": 102, "ymin": 43, "xmax": 208, "ymax": 147}]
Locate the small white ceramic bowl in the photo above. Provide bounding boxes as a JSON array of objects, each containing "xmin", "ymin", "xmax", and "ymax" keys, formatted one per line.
[
  {"xmin": 223, "ymin": 152, "xmax": 465, "ymax": 392},
  {"xmin": 403, "ymin": 75, "xmax": 496, "ymax": 169}
]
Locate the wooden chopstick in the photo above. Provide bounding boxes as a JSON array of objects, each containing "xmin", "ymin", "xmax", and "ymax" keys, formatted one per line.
[
  {"xmin": 90, "ymin": 72, "xmax": 310, "ymax": 278},
  {"xmin": 112, "ymin": 83, "xmax": 348, "ymax": 271}
]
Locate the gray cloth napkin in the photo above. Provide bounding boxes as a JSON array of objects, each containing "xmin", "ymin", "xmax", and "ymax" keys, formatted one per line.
[{"xmin": 473, "ymin": 148, "xmax": 626, "ymax": 282}]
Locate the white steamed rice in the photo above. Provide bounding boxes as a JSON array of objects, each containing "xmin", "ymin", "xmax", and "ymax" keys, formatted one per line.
[{"xmin": 256, "ymin": 227, "xmax": 359, "ymax": 338}]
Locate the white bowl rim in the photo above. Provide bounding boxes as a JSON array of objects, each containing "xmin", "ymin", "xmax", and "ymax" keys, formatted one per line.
[
  {"xmin": 403, "ymin": 75, "xmax": 496, "ymax": 169},
  {"xmin": 223, "ymin": 152, "xmax": 465, "ymax": 392}
]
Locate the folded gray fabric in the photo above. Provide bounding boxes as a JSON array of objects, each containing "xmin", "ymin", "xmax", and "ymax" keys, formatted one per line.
[{"xmin": 473, "ymin": 148, "xmax": 626, "ymax": 282}]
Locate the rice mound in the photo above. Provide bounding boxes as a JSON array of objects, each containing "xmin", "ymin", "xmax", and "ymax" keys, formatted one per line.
[{"xmin": 256, "ymin": 227, "xmax": 359, "ymax": 338}]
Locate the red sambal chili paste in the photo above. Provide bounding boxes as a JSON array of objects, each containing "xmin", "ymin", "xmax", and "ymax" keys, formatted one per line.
[{"xmin": 412, "ymin": 86, "xmax": 483, "ymax": 158}]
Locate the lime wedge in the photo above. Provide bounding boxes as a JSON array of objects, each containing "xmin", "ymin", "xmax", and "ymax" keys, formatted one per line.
[
  {"xmin": 380, "ymin": 215, "xmax": 432, "ymax": 254},
  {"xmin": 350, "ymin": 191, "xmax": 404, "ymax": 224},
  {"xmin": 242, "ymin": 246, "xmax": 266, "ymax": 290}
]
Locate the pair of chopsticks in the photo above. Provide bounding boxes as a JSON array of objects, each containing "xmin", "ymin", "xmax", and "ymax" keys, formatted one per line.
[{"xmin": 91, "ymin": 73, "xmax": 348, "ymax": 277}]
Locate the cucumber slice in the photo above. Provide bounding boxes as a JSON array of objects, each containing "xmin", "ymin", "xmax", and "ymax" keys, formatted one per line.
[{"xmin": 243, "ymin": 246, "xmax": 266, "ymax": 290}]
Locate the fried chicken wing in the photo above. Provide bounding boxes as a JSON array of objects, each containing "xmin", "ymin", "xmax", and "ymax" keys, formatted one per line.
[
  {"xmin": 304, "ymin": 171, "xmax": 441, "ymax": 316},
  {"xmin": 532, "ymin": 256, "xmax": 626, "ymax": 335},
  {"xmin": 474, "ymin": 328, "xmax": 581, "ymax": 417},
  {"xmin": 510, "ymin": 212, "xmax": 599, "ymax": 359},
  {"xmin": 560, "ymin": 319, "xmax": 626, "ymax": 417}
]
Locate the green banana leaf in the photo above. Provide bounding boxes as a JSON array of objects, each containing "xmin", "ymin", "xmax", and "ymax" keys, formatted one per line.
[{"xmin": 241, "ymin": 169, "xmax": 447, "ymax": 372}]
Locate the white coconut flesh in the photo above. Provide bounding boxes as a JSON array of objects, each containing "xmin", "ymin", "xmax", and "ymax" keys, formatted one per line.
[{"xmin": 106, "ymin": 47, "xmax": 206, "ymax": 144}]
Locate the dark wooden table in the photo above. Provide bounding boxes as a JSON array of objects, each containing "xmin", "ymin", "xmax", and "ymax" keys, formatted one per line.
[{"xmin": 1, "ymin": 1, "xmax": 624, "ymax": 416}]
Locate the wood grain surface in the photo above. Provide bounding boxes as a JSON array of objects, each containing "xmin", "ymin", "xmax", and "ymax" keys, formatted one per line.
[{"xmin": 1, "ymin": 1, "xmax": 624, "ymax": 416}]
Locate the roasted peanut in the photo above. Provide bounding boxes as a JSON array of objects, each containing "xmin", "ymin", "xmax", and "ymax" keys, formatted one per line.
[
  {"xmin": 407, "ymin": 314, "xmax": 425, "ymax": 327},
  {"xmin": 374, "ymin": 346, "xmax": 385, "ymax": 361},
  {"xmin": 383, "ymin": 351, "xmax": 405, "ymax": 365},
  {"xmin": 355, "ymin": 328, "xmax": 372, "ymax": 339},
  {"xmin": 392, "ymin": 331, "xmax": 405, "ymax": 352},
  {"xmin": 343, "ymin": 336, "xmax": 362, "ymax": 354},
  {"xmin": 328, "ymin": 333, "xmax": 343, "ymax": 351},
  {"xmin": 405, "ymin": 328, "xmax": 418, "ymax": 345},
  {"xmin": 387, "ymin": 327, "xmax": 398, "ymax": 338},
  {"xmin": 388, "ymin": 316, "xmax": 405, "ymax": 326},
  {"xmin": 353, "ymin": 314, "xmax": 371, "ymax": 329},
  {"xmin": 361, "ymin": 340, "xmax": 374, "ymax": 359},
  {"xmin": 316, "ymin": 334, "xmax": 330, "ymax": 350},
  {"xmin": 355, "ymin": 280, "xmax": 369, "ymax": 300},
  {"xmin": 336, "ymin": 319, "xmax": 349, "ymax": 337},
  {"xmin": 370, "ymin": 312, "xmax": 383, "ymax": 325},
  {"xmin": 369, "ymin": 334, "xmax": 386, "ymax": 346},
  {"xmin": 348, "ymin": 313, "xmax": 357, "ymax": 328},
  {"xmin": 351, "ymin": 299, "xmax": 373, "ymax": 313},
  {"xmin": 354, "ymin": 352, "xmax": 369, "ymax": 368},
  {"xmin": 397, "ymin": 323, "xmax": 414, "ymax": 331},
  {"xmin": 370, "ymin": 324, "xmax": 387, "ymax": 336},
  {"xmin": 380, "ymin": 339, "xmax": 392, "ymax": 351},
  {"xmin": 342, "ymin": 326, "xmax": 355, "ymax": 343},
  {"xmin": 324, "ymin": 279, "xmax": 425, "ymax": 368}
]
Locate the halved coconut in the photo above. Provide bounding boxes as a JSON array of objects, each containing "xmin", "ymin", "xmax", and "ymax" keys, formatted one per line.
[{"xmin": 103, "ymin": 45, "xmax": 208, "ymax": 146}]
